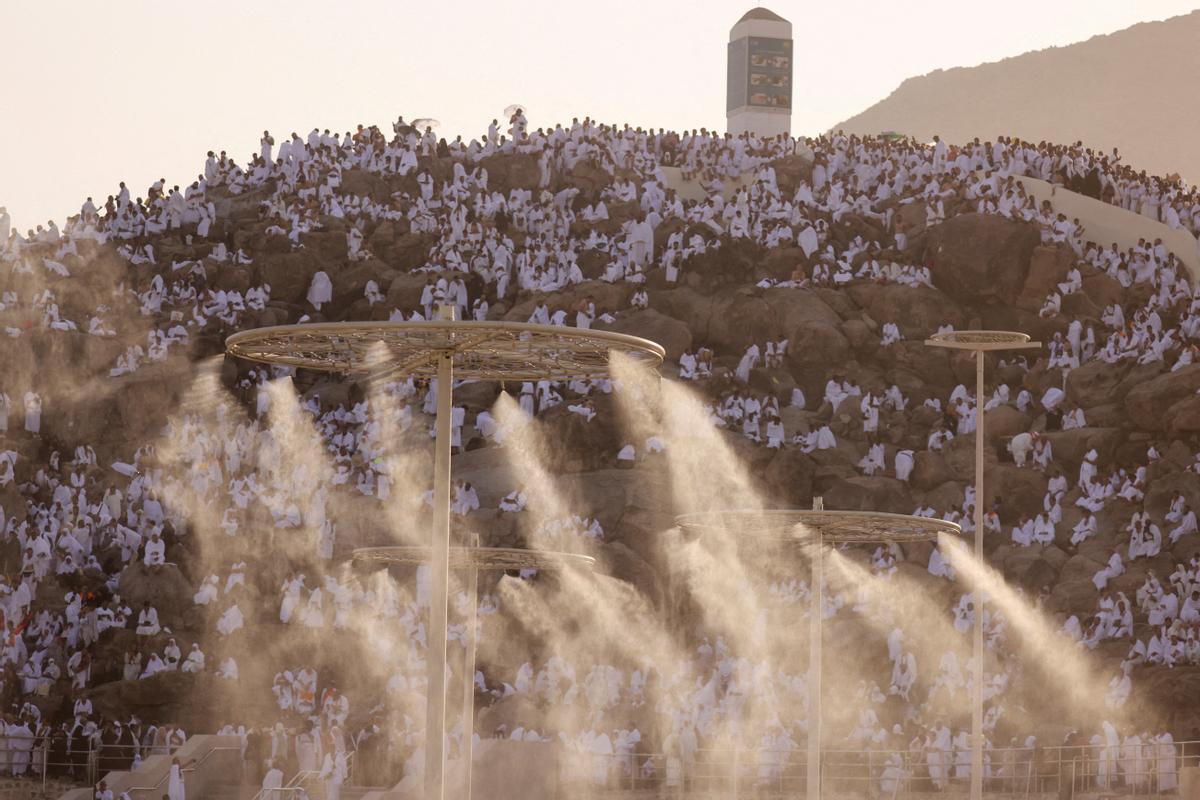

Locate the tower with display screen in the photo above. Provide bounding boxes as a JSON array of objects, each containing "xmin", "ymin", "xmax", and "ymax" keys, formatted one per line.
[{"xmin": 727, "ymin": 7, "xmax": 793, "ymax": 137}]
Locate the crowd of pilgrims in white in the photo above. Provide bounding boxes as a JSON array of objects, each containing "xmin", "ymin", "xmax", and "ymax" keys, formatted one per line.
[{"xmin": 0, "ymin": 108, "xmax": 1198, "ymax": 794}]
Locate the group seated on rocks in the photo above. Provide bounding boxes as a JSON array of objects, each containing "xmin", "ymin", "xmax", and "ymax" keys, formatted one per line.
[{"xmin": 0, "ymin": 106, "xmax": 1199, "ymax": 794}]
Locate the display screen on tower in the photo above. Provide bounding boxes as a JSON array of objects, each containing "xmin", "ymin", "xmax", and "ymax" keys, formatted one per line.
[
  {"xmin": 745, "ymin": 36, "xmax": 792, "ymax": 109},
  {"xmin": 727, "ymin": 38, "xmax": 748, "ymax": 112}
]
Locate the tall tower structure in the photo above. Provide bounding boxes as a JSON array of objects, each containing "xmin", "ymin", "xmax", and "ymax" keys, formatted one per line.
[{"xmin": 727, "ymin": 7, "xmax": 793, "ymax": 138}]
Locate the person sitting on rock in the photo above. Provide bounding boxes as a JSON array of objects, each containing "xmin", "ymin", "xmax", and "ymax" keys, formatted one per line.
[
  {"xmin": 1031, "ymin": 513, "xmax": 1056, "ymax": 545},
  {"xmin": 1169, "ymin": 506, "xmax": 1198, "ymax": 544},
  {"xmin": 217, "ymin": 656, "xmax": 239, "ymax": 681},
  {"xmin": 143, "ymin": 531, "xmax": 166, "ymax": 569},
  {"xmin": 163, "ymin": 638, "xmax": 181, "ymax": 671},
  {"xmin": 181, "ymin": 644, "xmax": 205, "ymax": 674},
  {"xmin": 499, "ymin": 487, "xmax": 527, "ymax": 513},
  {"xmin": 1071, "ymin": 513, "xmax": 1098, "ymax": 546},
  {"xmin": 927, "ymin": 425, "xmax": 953, "ymax": 452},
  {"xmin": 135, "ymin": 603, "xmax": 161, "ymax": 637},
  {"xmin": 140, "ymin": 652, "xmax": 165, "ymax": 680},
  {"xmin": 123, "ymin": 652, "xmax": 143, "ymax": 681},
  {"xmin": 1011, "ymin": 516, "xmax": 1034, "ymax": 547},
  {"xmin": 1127, "ymin": 517, "xmax": 1162, "ymax": 560}
]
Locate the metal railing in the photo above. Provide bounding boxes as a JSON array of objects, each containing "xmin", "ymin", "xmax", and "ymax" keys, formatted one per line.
[
  {"xmin": 125, "ymin": 744, "xmax": 242, "ymax": 799},
  {"xmin": 251, "ymin": 751, "xmax": 357, "ymax": 800},
  {"xmin": 252, "ymin": 769, "xmax": 319, "ymax": 800},
  {"xmin": 0, "ymin": 735, "xmax": 98, "ymax": 792},
  {"xmin": 86, "ymin": 742, "xmax": 183, "ymax": 786},
  {"xmin": 248, "ymin": 753, "xmax": 350, "ymax": 800},
  {"xmin": 567, "ymin": 739, "xmax": 1200, "ymax": 797},
  {"xmin": 0, "ymin": 736, "xmax": 173, "ymax": 795}
]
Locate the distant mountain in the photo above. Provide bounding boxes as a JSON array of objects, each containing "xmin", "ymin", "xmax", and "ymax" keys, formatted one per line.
[{"xmin": 834, "ymin": 11, "xmax": 1200, "ymax": 183}]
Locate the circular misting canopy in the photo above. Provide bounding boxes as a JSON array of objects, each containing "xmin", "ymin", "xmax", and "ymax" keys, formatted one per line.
[
  {"xmin": 675, "ymin": 509, "xmax": 961, "ymax": 543},
  {"xmin": 352, "ymin": 545, "xmax": 596, "ymax": 571},
  {"xmin": 226, "ymin": 321, "xmax": 665, "ymax": 381}
]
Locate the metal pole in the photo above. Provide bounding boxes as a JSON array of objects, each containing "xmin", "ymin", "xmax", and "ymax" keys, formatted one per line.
[
  {"xmin": 462, "ymin": 533, "xmax": 480, "ymax": 800},
  {"xmin": 424, "ymin": 341, "xmax": 454, "ymax": 800},
  {"xmin": 732, "ymin": 744, "xmax": 740, "ymax": 800},
  {"xmin": 972, "ymin": 349, "xmax": 985, "ymax": 800},
  {"xmin": 808, "ymin": 497, "xmax": 823, "ymax": 800}
]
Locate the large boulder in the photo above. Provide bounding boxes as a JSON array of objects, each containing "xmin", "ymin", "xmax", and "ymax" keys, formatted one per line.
[
  {"xmin": 535, "ymin": 401, "xmax": 622, "ymax": 473},
  {"xmin": 601, "ymin": 542, "xmax": 666, "ymax": 610},
  {"xmin": 563, "ymin": 159, "xmax": 613, "ymax": 195},
  {"xmin": 477, "ymin": 153, "xmax": 541, "ymax": 191},
  {"xmin": 340, "ymin": 168, "xmax": 393, "ymax": 201},
  {"xmin": 382, "ymin": 231, "xmax": 438, "ymax": 272},
  {"xmin": 911, "ymin": 451, "xmax": 955, "ymax": 491},
  {"xmin": 761, "ymin": 247, "xmax": 808, "ymax": 282},
  {"xmin": 822, "ymin": 476, "xmax": 912, "ymax": 514},
  {"xmin": 847, "ymin": 283, "xmax": 963, "ymax": 339},
  {"xmin": 258, "ymin": 249, "xmax": 323, "ymax": 305},
  {"xmin": 787, "ymin": 321, "xmax": 851, "ymax": 372},
  {"xmin": 554, "ymin": 469, "xmax": 642, "ymax": 535},
  {"xmin": 1066, "ymin": 360, "xmax": 1132, "ymax": 410},
  {"xmin": 770, "ymin": 154, "xmax": 814, "ymax": 197},
  {"xmin": 1124, "ymin": 365, "xmax": 1200, "ymax": 431},
  {"xmin": 761, "ymin": 448, "xmax": 817, "ymax": 507},
  {"xmin": 598, "ymin": 309, "xmax": 692, "ymax": 361},
  {"xmin": 1016, "ymin": 245, "xmax": 1075, "ymax": 312},
  {"xmin": 386, "ymin": 272, "xmax": 434, "ymax": 312},
  {"xmin": 884, "ymin": 342, "xmax": 957, "ymax": 401},
  {"xmin": 112, "ymin": 363, "xmax": 189, "ymax": 444},
  {"xmin": 1165, "ymin": 393, "xmax": 1200, "ymax": 434},
  {"xmin": 983, "ymin": 405, "xmax": 1031, "ymax": 445},
  {"xmin": 85, "ymin": 671, "xmax": 214, "ymax": 726},
  {"xmin": 925, "ymin": 214, "xmax": 1040, "ymax": 305},
  {"xmin": 702, "ymin": 291, "xmax": 787, "ymax": 352},
  {"xmin": 989, "ymin": 464, "xmax": 1048, "ymax": 521},
  {"xmin": 298, "ymin": 228, "xmax": 348, "ymax": 263},
  {"xmin": 681, "ymin": 238, "xmax": 765, "ymax": 288},
  {"xmin": 1079, "ymin": 267, "xmax": 1126, "ymax": 312},
  {"xmin": 1049, "ymin": 577, "xmax": 1104, "ymax": 615},
  {"xmin": 1002, "ymin": 549, "xmax": 1059, "ymax": 589},
  {"xmin": 1042, "ymin": 427, "xmax": 1124, "ymax": 468},
  {"xmin": 118, "ymin": 562, "xmax": 194, "ymax": 622},
  {"xmin": 328, "ymin": 259, "xmax": 394, "ymax": 312}
]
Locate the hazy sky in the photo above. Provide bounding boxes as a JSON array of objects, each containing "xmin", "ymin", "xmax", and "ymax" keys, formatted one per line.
[{"xmin": 3, "ymin": 0, "xmax": 1196, "ymax": 230}]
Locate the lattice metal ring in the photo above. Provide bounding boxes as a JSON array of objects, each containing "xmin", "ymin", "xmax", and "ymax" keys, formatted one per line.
[
  {"xmin": 226, "ymin": 321, "xmax": 665, "ymax": 381},
  {"xmin": 675, "ymin": 509, "xmax": 961, "ymax": 543},
  {"xmin": 352, "ymin": 546, "xmax": 596, "ymax": 571}
]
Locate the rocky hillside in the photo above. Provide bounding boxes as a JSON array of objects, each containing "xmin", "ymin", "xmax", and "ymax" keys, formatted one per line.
[
  {"xmin": 4, "ymin": 119, "xmax": 1200, "ymax": 787},
  {"xmin": 834, "ymin": 10, "xmax": 1200, "ymax": 183}
]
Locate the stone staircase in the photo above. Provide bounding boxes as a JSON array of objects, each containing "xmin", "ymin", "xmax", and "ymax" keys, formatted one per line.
[{"xmin": 202, "ymin": 781, "xmax": 380, "ymax": 800}]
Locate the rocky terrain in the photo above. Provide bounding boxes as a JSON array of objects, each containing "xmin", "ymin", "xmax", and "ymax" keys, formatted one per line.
[
  {"xmin": 835, "ymin": 10, "xmax": 1200, "ymax": 184},
  {"xmin": 4, "ymin": 121, "xmax": 1200, "ymax": 795}
]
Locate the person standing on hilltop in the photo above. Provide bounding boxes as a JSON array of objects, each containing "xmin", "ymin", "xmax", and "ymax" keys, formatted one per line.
[{"xmin": 509, "ymin": 108, "xmax": 527, "ymax": 142}]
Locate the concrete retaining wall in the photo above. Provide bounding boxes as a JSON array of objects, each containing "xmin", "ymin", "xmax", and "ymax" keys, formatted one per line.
[{"xmin": 1008, "ymin": 175, "xmax": 1200, "ymax": 281}]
